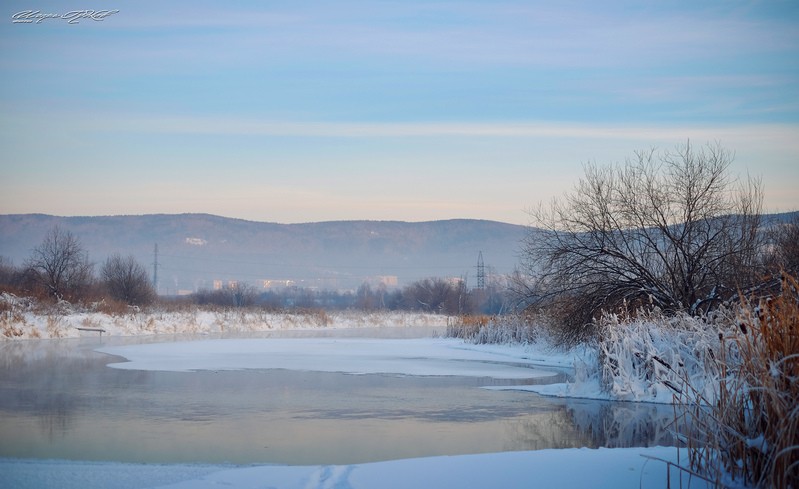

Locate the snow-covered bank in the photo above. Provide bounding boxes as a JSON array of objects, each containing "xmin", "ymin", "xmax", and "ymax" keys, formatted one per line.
[
  {"xmin": 468, "ymin": 313, "xmax": 727, "ymax": 405},
  {"xmin": 1, "ymin": 446, "xmax": 708, "ymax": 489},
  {"xmin": 0, "ymin": 294, "xmax": 450, "ymax": 340}
]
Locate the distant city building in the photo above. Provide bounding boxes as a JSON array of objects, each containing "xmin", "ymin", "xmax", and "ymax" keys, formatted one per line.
[
  {"xmin": 212, "ymin": 280, "xmax": 241, "ymax": 290},
  {"xmin": 262, "ymin": 279, "xmax": 296, "ymax": 289},
  {"xmin": 363, "ymin": 275, "xmax": 399, "ymax": 288}
]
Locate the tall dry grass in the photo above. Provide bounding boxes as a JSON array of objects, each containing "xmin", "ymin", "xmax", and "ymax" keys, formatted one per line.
[
  {"xmin": 673, "ymin": 273, "xmax": 799, "ymax": 489},
  {"xmin": 445, "ymin": 314, "xmax": 492, "ymax": 339},
  {"xmin": 446, "ymin": 314, "xmax": 539, "ymax": 344}
]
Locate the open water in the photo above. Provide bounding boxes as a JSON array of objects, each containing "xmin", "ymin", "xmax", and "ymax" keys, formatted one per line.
[{"xmin": 0, "ymin": 328, "xmax": 676, "ymax": 465}]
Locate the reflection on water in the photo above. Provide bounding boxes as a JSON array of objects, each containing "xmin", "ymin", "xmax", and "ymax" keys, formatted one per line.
[
  {"xmin": 566, "ymin": 399, "xmax": 676, "ymax": 448},
  {"xmin": 0, "ymin": 331, "xmax": 676, "ymax": 465}
]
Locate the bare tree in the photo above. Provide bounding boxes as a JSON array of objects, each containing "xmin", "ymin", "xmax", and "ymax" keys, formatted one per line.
[
  {"xmin": 0, "ymin": 256, "xmax": 18, "ymax": 291},
  {"xmin": 230, "ymin": 282, "xmax": 257, "ymax": 308},
  {"xmin": 355, "ymin": 282, "xmax": 377, "ymax": 310},
  {"xmin": 764, "ymin": 213, "xmax": 799, "ymax": 278},
  {"xmin": 101, "ymin": 254, "xmax": 155, "ymax": 306},
  {"xmin": 193, "ymin": 282, "xmax": 257, "ymax": 308},
  {"xmin": 520, "ymin": 142, "xmax": 764, "ymax": 343},
  {"xmin": 26, "ymin": 226, "xmax": 94, "ymax": 301},
  {"xmin": 402, "ymin": 277, "xmax": 472, "ymax": 314}
]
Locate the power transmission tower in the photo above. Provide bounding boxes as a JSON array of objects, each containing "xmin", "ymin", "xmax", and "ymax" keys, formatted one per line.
[
  {"xmin": 153, "ymin": 243, "xmax": 159, "ymax": 294},
  {"xmin": 477, "ymin": 251, "xmax": 485, "ymax": 290}
]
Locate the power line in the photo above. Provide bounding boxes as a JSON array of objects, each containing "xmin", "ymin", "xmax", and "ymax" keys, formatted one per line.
[{"xmin": 477, "ymin": 251, "xmax": 485, "ymax": 290}]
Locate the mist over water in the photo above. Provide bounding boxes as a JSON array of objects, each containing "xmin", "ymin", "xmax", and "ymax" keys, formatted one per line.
[{"xmin": 0, "ymin": 331, "xmax": 675, "ymax": 465}]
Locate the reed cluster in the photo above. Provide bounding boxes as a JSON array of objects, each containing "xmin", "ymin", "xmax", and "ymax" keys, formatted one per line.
[{"xmin": 673, "ymin": 273, "xmax": 798, "ymax": 488}]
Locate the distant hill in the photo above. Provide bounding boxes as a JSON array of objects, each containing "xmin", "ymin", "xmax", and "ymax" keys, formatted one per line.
[{"xmin": 0, "ymin": 214, "xmax": 529, "ymax": 293}]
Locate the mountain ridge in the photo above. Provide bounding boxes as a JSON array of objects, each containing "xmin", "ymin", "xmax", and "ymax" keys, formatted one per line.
[
  {"xmin": 5, "ymin": 212, "xmax": 792, "ymax": 294},
  {"xmin": 0, "ymin": 214, "xmax": 529, "ymax": 292}
]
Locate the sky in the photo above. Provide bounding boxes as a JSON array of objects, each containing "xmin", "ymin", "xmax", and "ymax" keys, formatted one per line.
[{"xmin": 1, "ymin": 1, "xmax": 797, "ymax": 225}]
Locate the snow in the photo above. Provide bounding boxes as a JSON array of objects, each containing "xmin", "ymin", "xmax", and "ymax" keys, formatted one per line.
[
  {"xmin": 1, "ymin": 447, "xmax": 707, "ymax": 489},
  {"xmin": 483, "ymin": 314, "xmax": 730, "ymax": 405},
  {"xmin": 0, "ymin": 301, "xmax": 452, "ymax": 339},
  {"xmin": 97, "ymin": 337, "xmax": 560, "ymax": 379},
  {"xmin": 1, "ymin": 300, "xmax": 716, "ymax": 488}
]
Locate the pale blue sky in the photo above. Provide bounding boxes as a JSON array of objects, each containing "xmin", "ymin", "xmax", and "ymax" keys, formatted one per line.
[{"xmin": 1, "ymin": 0, "xmax": 797, "ymax": 224}]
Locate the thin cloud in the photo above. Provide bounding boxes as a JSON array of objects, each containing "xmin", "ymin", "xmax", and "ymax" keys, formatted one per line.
[
  {"xmin": 90, "ymin": 114, "xmax": 799, "ymax": 147},
  {"xmin": 12, "ymin": 2, "xmax": 790, "ymax": 71}
]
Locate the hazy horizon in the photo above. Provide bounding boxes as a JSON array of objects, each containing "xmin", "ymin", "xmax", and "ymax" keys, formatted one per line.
[{"xmin": 0, "ymin": 210, "xmax": 532, "ymax": 226}]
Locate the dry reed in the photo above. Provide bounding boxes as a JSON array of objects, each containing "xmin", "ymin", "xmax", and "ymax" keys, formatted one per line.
[{"xmin": 672, "ymin": 273, "xmax": 799, "ymax": 489}]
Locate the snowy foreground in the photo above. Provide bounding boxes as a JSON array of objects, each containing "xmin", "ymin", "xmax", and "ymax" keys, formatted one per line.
[
  {"xmin": 1, "ymin": 306, "xmax": 711, "ymax": 488},
  {"xmin": 2, "ymin": 446, "xmax": 701, "ymax": 489}
]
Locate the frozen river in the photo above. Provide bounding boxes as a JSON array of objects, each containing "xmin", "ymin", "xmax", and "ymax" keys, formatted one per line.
[{"xmin": 0, "ymin": 328, "xmax": 676, "ymax": 466}]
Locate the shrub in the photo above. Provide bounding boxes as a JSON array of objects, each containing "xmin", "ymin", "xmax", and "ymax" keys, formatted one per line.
[
  {"xmin": 101, "ymin": 254, "xmax": 155, "ymax": 306},
  {"xmin": 594, "ymin": 310, "xmax": 723, "ymax": 403}
]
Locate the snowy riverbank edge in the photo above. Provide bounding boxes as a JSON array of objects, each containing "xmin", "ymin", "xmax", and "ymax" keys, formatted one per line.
[
  {"xmin": 0, "ymin": 299, "xmax": 454, "ymax": 340},
  {"xmin": 1, "ymin": 446, "xmax": 709, "ymax": 489}
]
